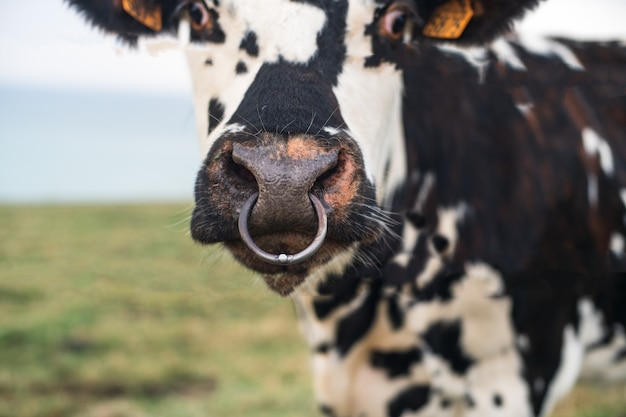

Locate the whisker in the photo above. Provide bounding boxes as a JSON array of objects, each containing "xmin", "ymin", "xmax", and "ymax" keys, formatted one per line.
[
  {"xmin": 315, "ymin": 107, "xmax": 339, "ymax": 136},
  {"xmin": 256, "ymin": 104, "xmax": 267, "ymax": 133},
  {"xmin": 279, "ymin": 119, "xmax": 296, "ymax": 136},
  {"xmin": 305, "ymin": 111, "xmax": 317, "ymax": 136}
]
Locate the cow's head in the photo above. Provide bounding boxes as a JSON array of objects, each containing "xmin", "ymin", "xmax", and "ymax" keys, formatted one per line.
[{"xmin": 68, "ymin": 0, "xmax": 541, "ymax": 295}]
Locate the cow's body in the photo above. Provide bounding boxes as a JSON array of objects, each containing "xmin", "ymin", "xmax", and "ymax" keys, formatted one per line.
[
  {"xmin": 291, "ymin": 37, "xmax": 626, "ymax": 417},
  {"xmin": 67, "ymin": 1, "xmax": 626, "ymax": 416}
]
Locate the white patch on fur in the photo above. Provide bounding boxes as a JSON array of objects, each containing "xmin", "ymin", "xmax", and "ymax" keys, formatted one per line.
[
  {"xmin": 335, "ymin": 1, "xmax": 407, "ymax": 206},
  {"xmin": 184, "ymin": 0, "xmax": 327, "ymax": 156},
  {"xmin": 239, "ymin": 0, "xmax": 327, "ymax": 64},
  {"xmin": 491, "ymin": 38, "xmax": 527, "ymax": 71},
  {"xmin": 335, "ymin": 66, "xmax": 406, "ymax": 206},
  {"xmin": 454, "ymin": 264, "xmax": 513, "ymax": 359},
  {"xmin": 434, "ymin": 203, "xmax": 469, "ymax": 256},
  {"xmin": 516, "ymin": 334, "xmax": 531, "ymax": 352},
  {"xmin": 516, "ymin": 103, "xmax": 534, "ymax": 116},
  {"xmin": 436, "ymin": 44, "xmax": 490, "ymax": 82},
  {"xmin": 351, "ymin": 369, "xmax": 420, "ymax": 417},
  {"xmin": 186, "ymin": 45, "xmax": 258, "ymax": 155},
  {"xmin": 415, "ymin": 172, "xmax": 436, "ymax": 212},
  {"xmin": 349, "ymin": 301, "xmax": 432, "ymax": 416},
  {"xmin": 463, "ymin": 263, "xmax": 504, "ymax": 297},
  {"xmin": 415, "ymin": 256, "xmax": 445, "ymax": 289},
  {"xmin": 310, "ymin": 349, "xmax": 353, "ymax": 416},
  {"xmin": 292, "ymin": 280, "xmax": 367, "ymax": 414},
  {"xmin": 577, "ymin": 298, "xmax": 605, "ymax": 347},
  {"xmin": 581, "ymin": 324, "xmax": 626, "ymax": 383},
  {"xmin": 296, "ymin": 245, "xmax": 358, "ymax": 296},
  {"xmin": 582, "ymin": 127, "xmax": 615, "ymax": 175},
  {"xmin": 423, "ymin": 350, "xmax": 467, "ymax": 398},
  {"xmin": 518, "ymin": 35, "xmax": 585, "ymax": 70},
  {"xmin": 221, "ymin": 123, "xmax": 246, "ymax": 136},
  {"xmin": 401, "ymin": 220, "xmax": 420, "ymax": 254},
  {"xmin": 323, "ymin": 126, "xmax": 342, "ymax": 136},
  {"xmin": 610, "ymin": 232, "xmax": 625, "ymax": 257},
  {"xmin": 540, "ymin": 325, "xmax": 584, "ymax": 417},
  {"xmin": 464, "ymin": 352, "xmax": 532, "ymax": 417},
  {"xmin": 177, "ymin": 19, "xmax": 191, "ymax": 46},
  {"xmin": 414, "ymin": 203, "xmax": 470, "ymax": 288}
]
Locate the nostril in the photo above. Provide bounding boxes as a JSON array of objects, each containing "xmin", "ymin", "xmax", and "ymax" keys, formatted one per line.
[
  {"xmin": 228, "ymin": 155, "xmax": 257, "ymax": 186},
  {"xmin": 314, "ymin": 163, "xmax": 338, "ymax": 189},
  {"xmin": 313, "ymin": 151, "xmax": 344, "ymax": 190}
]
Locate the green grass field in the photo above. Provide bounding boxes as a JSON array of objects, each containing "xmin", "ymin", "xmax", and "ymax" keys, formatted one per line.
[{"xmin": 0, "ymin": 205, "xmax": 624, "ymax": 417}]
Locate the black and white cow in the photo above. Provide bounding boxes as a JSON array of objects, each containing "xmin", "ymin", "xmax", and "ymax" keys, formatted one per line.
[{"xmin": 67, "ymin": 0, "xmax": 626, "ymax": 416}]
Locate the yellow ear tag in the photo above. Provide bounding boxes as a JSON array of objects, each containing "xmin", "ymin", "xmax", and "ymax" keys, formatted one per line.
[
  {"xmin": 423, "ymin": 0, "xmax": 474, "ymax": 39},
  {"xmin": 122, "ymin": 0, "xmax": 163, "ymax": 32}
]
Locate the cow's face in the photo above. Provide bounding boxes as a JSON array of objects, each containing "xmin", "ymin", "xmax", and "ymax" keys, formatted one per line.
[
  {"xmin": 67, "ymin": 0, "xmax": 541, "ymax": 295},
  {"xmin": 185, "ymin": 0, "xmax": 412, "ymax": 295}
]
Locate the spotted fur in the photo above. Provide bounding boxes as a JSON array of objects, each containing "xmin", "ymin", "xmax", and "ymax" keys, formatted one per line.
[{"xmin": 67, "ymin": 1, "xmax": 626, "ymax": 416}]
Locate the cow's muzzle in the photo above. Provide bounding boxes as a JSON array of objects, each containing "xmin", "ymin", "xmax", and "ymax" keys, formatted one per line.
[{"xmin": 191, "ymin": 133, "xmax": 380, "ymax": 295}]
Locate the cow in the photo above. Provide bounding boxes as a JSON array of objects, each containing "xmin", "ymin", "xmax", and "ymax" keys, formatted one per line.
[{"xmin": 66, "ymin": 0, "xmax": 626, "ymax": 416}]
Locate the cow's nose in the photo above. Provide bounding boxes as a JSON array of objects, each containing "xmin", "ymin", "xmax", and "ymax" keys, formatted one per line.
[{"xmin": 231, "ymin": 140, "xmax": 339, "ymax": 235}]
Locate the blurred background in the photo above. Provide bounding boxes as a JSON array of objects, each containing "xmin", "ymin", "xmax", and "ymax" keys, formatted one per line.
[
  {"xmin": 0, "ymin": 1, "xmax": 625, "ymax": 417},
  {"xmin": 0, "ymin": 0, "xmax": 197, "ymax": 204}
]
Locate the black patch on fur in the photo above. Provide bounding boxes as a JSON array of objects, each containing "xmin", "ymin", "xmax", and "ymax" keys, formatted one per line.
[
  {"xmin": 386, "ymin": 293, "xmax": 404, "ymax": 330},
  {"xmin": 417, "ymin": 271, "xmax": 464, "ymax": 302},
  {"xmin": 290, "ymin": 0, "xmax": 325, "ymax": 8},
  {"xmin": 440, "ymin": 397, "xmax": 451, "ymax": 409},
  {"xmin": 208, "ymin": 98, "xmax": 225, "ymax": 135},
  {"xmin": 406, "ymin": 211, "xmax": 427, "ymax": 229},
  {"xmin": 508, "ymin": 271, "xmax": 584, "ymax": 416},
  {"xmin": 228, "ymin": 61, "xmax": 346, "ymax": 134},
  {"xmin": 235, "ymin": 61, "xmax": 248, "ymax": 74},
  {"xmin": 313, "ymin": 274, "xmax": 361, "ymax": 320},
  {"xmin": 239, "ymin": 31, "xmax": 259, "ymax": 57},
  {"xmin": 431, "ymin": 234, "xmax": 449, "ymax": 253},
  {"xmin": 315, "ymin": 343, "xmax": 333, "ymax": 354},
  {"xmin": 290, "ymin": 0, "xmax": 348, "ymax": 86},
  {"xmin": 370, "ymin": 348, "xmax": 422, "ymax": 378},
  {"xmin": 364, "ymin": 55, "xmax": 382, "ymax": 68},
  {"xmin": 421, "ymin": 320, "xmax": 474, "ymax": 375},
  {"xmin": 319, "ymin": 404, "xmax": 337, "ymax": 417},
  {"xmin": 387, "ymin": 385, "xmax": 430, "ymax": 417},
  {"xmin": 336, "ymin": 280, "xmax": 382, "ymax": 356},
  {"xmin": 205, "ymin": 58, "xmax": 213, "ymax": 66},
  {"xmin": 493, "ymin": 393, "xmax": 503, "ymax": 407},
  {"xmin": 383, "ymin": 260, "xmax": 409, "ymax": 288}
]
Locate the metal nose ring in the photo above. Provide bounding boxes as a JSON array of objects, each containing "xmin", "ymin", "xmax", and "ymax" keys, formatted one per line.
[{"xmin": 237, "ymin": 192, "xmax": 328, "ymax": 265}]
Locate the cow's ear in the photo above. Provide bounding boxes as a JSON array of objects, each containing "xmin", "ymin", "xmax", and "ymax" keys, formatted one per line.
[
  {"xmin": 65, "ymin": 0, "xmax": 181, "ymax": 44},
  {"xmin": 417, "ymin": 0, "xmax": 543, "ymax": 44}
]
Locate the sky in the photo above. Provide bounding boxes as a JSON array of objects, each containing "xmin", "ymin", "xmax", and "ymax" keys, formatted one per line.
[
  {"xmin": 0, "ymin": 0, "xmax": 191, "ymax": 94},
  {"xmin": 0, "ymin": 0, "xmax": 625, "ymax": 203}
]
